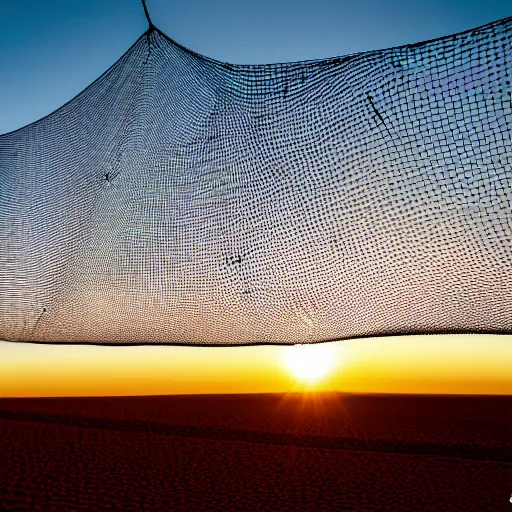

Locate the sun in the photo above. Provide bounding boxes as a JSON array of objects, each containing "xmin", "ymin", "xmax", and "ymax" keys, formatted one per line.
[{"xmin": 284, "ymin": 343, "xmax": 335, "ymax": 384}]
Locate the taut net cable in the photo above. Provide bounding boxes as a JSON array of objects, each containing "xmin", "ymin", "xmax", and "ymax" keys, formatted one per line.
[{"xmin": 0, "ymin": 16, "xmax": 511, "ymax": 344}]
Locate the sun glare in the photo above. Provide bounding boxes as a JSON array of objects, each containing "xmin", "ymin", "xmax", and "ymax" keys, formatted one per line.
[{"xmin": 284, "ymin": 343, "xmax": 335, "ymax": 384}]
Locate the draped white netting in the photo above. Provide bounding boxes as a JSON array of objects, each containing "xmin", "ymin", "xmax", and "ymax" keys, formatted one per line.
[{"xmin": 0, "ymin": 16, "xmax": 511, "ymax": 344}]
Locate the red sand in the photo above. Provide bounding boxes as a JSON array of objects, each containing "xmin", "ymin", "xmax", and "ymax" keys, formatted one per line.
[{"xmin": 0, "ymin": 393, "xmax": 510, "ymax": 511}]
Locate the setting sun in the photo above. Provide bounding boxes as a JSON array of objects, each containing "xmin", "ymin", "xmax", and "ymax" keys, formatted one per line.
[{"xmin": 284, "ymin": 343, "xmax": 335, "ymax": 383}]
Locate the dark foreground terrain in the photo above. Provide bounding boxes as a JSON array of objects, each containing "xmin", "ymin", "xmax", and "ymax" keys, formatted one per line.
[{"xmin": 0, "ymin": 393, "xmax": 510, "ymax": 511}]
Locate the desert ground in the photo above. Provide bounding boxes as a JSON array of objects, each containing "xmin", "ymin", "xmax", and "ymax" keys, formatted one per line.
[{"xmin": 0, "ymin": 393, "xmax": 510, "ymax": 511}]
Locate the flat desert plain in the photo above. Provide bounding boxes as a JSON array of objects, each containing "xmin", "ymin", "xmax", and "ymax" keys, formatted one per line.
[{"xmin": 0, "ymin": 393, "xmax": 510, "ymax": 511}]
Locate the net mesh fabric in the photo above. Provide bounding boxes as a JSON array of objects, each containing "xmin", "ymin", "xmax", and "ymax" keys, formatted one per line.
[{"xmin": 0, "ymin": 17, "xmax": 511, "ymax": 345}]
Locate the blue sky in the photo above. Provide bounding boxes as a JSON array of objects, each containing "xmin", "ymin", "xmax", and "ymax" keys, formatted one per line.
[{"xmin": 0, "ymin": 0, "xmax": 510, "ymax": 134}]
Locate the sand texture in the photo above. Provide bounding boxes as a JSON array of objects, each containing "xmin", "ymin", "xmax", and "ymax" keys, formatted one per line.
[{"xmin": 0, "ymin": 393, "xmax": 510, "ymax": 511}]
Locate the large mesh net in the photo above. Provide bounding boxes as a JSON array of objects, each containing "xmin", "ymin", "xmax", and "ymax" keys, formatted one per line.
[{"xmin": 1, "ymin": 17, "xmax": 511, "ymax": 345}]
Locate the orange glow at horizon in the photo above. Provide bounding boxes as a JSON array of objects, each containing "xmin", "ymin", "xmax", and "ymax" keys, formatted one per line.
[{"xmin": 0, "ymin": 334, "xmax": 511, "ymax": 398}]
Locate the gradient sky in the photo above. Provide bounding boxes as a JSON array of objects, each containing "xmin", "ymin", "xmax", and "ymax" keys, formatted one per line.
[
  {"xmin": 1, "ymin": 335, "xmax": 511, "ymax": 397},
  {"xmin": 1, "ymin": 1, "xmax": 511, "ymax": 397}
]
